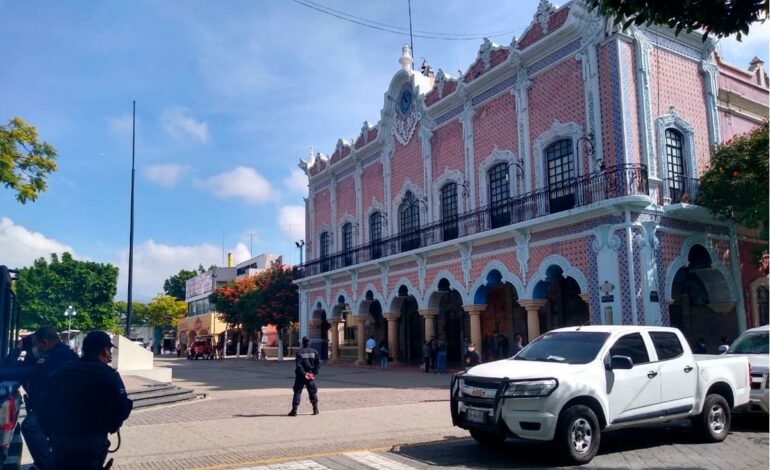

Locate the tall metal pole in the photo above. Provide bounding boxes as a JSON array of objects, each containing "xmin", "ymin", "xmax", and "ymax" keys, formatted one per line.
[
  {"xmin": 126, "ymin": 101, "xmax": 136, "ymax": 337},
  {"xmin": 407, "ymin": 0, "xmax": 415, "ymax": 70}
]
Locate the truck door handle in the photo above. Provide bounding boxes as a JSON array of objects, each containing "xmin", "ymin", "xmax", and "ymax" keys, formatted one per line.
[
  {"xmin": 647, "ymin": 371, "xmax": 658, "ymax": 379},
  {"xmin": 684, "ymin": 366, "xmax": 693, "ymax": 373}
]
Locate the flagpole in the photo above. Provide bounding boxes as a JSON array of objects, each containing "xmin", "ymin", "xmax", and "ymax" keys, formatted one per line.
[{"xmin": 126, "ymin": 100, "xmax": 136, "ymax": 337}]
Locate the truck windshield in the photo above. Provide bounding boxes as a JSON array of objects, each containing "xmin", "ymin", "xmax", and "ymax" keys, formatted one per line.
[
  {"xmin": 727, "ymin": 331, "xmax": 769, "ymax": 354},
  {"xmin": 514, "ymin": 331, "xmax": 610, "ymax": 364}
]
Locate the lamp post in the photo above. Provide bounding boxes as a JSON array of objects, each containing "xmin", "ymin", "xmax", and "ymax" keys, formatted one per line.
[
  {"xmin": 295, "ymin": 240, "xmax": 305, "ymax": 265},
  {"xmin": 64, "ymin": 305, "xmax": 76, "ymax": 347}
]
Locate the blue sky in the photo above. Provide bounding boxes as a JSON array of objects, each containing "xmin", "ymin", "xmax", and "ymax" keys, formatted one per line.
[{"xmin": 1, "ymin": 0, "xmax": 767, "ymax": 302}]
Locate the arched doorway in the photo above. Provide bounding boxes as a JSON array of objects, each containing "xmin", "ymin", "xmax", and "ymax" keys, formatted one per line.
[
  {"xmin": 669, "ymin": 244, "xmax": 737, "ymax": 351},
  {"xmin": 532, "ymin": 265, "xmax": 588, "ymax": 331},
  {"xmin": 472, "ymin": 269, "xmax": 525, "ymax": 360},
  {"xmin": 394, "ymin": 285, "xmax": 422, "ymax": 363},
  {"xmin": 427, "ymin": 278, "xmax": 467, "ymax": 366}
]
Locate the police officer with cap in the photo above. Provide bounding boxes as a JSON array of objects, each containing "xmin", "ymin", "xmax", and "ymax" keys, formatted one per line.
[
  {"xmin": 288, "ymin": 336, "xmax": 320, "ymax": 416},
  {"xmin": 38, "ymin": 331, "xmax": 133, "ymax": 470}
]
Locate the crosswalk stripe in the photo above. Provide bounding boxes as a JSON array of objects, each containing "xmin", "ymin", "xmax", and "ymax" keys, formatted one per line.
[
  {"xmin": 344, "ymin": 451, "xmax": 419, "ymax": 470},
  {"xmin": 234, "ymin": 460, "xmax": 331, "ymax": 470}
]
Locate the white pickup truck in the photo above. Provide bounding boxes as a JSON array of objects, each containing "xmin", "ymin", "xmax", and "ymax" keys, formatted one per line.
[{"xmin": 451, "ymin": 326, "xmax": 751, "ymax": 464}]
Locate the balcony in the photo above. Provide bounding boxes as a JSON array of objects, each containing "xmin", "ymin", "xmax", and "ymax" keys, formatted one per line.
[{"xmin": 296, "ymin": 164, "xmax": 649, "ymax": 279}]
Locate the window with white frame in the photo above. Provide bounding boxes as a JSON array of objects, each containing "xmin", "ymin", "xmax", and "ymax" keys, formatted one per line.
[
  {"xmin": 342, "ymin": 223, "xmax": 353, "ymax": 267},
  {"xmin": 665, "ymin": 129, "xmax": 687, "ymax": 203},
  {"xmin": 399, "ymin": 191, "xmax": 420, "ymax": 252},
  {"xmin": 489, "ymin": 162, "xmax": 510, "ymax": 228},
  {"xmin": 546, "ymin": 139, "xmax": 576, "ymax": 213},
  {"xmin": 440, "ymin": 182, "xmax": 458, "ymax": 241},
  {"xmin": 320, "ymin": 231, "xmax": 330, "ymax": 272}
]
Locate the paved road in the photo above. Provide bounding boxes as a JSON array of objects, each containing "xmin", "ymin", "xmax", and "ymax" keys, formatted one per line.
[{"xmin": 24, "ymin": 357, "xmax": 768, "ymax": 470}]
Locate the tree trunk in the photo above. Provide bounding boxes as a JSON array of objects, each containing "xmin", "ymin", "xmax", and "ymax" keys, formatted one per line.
[
  {"xmin": 236, "ymin": 330, "xmax": 241, "ymax": 359},
  {"xmin": 246, "ymin": 333, "xmax": 254, "ymax": 358},
  {"xmin": 277, "ymin": 327, "xmax": 284, "ymax": 361}
]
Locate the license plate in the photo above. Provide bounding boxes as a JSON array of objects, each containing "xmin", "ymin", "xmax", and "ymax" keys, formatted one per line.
[{"xmin": 466, "ymin": 408, "xmax": 486, "ymax": 424}]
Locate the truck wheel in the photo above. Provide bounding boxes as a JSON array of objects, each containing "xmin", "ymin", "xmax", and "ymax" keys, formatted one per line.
[
  {"xmin": 469, "ymin": 429, "xmax": 505, "ymax": 447},
  {"xmin": 556, "ymin": 404, "xmax": 601, "ymax": 465},
  {"xmin": 693, "ymin": 394, "xmax": 730, "ymax": 442}
]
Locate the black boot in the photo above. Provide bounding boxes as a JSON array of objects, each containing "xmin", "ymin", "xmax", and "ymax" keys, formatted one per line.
[
  {"xmin": 312, "ymin": 404, "xmax": 319, "ymax": 415},
  {"xmin": 288, "ymin": 407, "xmax": 297, "ymax": 416}
]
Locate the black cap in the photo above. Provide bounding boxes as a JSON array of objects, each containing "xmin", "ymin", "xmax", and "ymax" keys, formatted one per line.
[
  {"xmin": 82, "ymin": 331, "xmax": 116, "ymax": 357},
  {"xmin": 302, "ymin": 336, "xmax": 310, "ymax": 347}
]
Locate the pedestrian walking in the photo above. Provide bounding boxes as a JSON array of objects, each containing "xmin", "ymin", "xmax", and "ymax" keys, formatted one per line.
[
  {"xmin": 464, "ymin": 342, "xmax": 481, "ymax": 371},
  {"xmin": 378, "ymin": 340, "xmax": 389, "ymax": 369},
  {"xmin": 436, "ymin": 339, "xmax": 447, "ymax": 374},
  {"xmin": 365, "ymin": 335, "xmax": 376, "ymax": 365},
  {"xmin": 288, "ymin": 336, "xmax": 320, "ymax": 416},
  {"xmin": 422, "ymin": 340, "xmax": 432, "ymax": 373},
  {"xmin": 38, "ymin": 331, "xmax": 133, "ymax": 470},
  {"xmin": 0, "ymin": 327, "xmax": 78, "ymax": 470},
  {"xmin": 429, "ymin": 336, "xmax": 437, "ymax": 371}
]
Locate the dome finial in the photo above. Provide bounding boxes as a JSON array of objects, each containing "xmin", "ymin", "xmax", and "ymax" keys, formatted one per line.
[{"xmin": 399, "ymin": 44, "xmax": 413, "ymax": 71}]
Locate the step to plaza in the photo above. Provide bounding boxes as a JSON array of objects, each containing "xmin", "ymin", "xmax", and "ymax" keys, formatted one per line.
[{"xmin": 124, "ymin": 375, "xmax": 205, "ymax": 409}]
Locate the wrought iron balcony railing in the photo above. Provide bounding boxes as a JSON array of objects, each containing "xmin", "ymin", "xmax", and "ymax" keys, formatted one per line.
[{"xmin": 295, "ymin": 164, "xmax": 649, "ymax": 279}]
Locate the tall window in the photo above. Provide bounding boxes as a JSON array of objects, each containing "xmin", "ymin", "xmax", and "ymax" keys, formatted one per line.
[
  {"xmin": 546, "ymin": 139, "xmax": 576, "ymax": 213},
  {"xmin": 665, "ymin": 129, "xmax": 686, "ymax": 203},
  {"xmin": 489, "ymin": 163, "xmax": 510, "ymax": 228},
  {"xmin": 399, "ymin": 191, "xmax": 421, "ymax": 252},
  {"xmin": 369, "ymin": 212, "xmax": 382, "ymax": 260},
  {"xmin": 342, "ymin": 223, "xmax": 353, "ymax": 267},
  {"xmin": 320, "ymin": 232, "xmax": 330, "ymax": 272},
  {"xmin": 441, "ymin": 182, "xmax": 459, "ymax": 241}
]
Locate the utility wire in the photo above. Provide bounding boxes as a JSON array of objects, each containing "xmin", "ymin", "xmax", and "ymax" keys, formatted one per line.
[{"xmin": 291, "ymin": 0, "xmax": 519, "ymax": 40}]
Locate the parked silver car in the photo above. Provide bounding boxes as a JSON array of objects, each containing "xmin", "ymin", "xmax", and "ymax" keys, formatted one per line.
[{"xmin": 726, "ymin": 325, "xmax": 769, "ymax": 414}]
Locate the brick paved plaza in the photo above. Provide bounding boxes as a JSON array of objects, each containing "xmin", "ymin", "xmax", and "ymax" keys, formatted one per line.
[{"xmin": 23, "ymin": 357, "xmax": 768, "ymax": 469}]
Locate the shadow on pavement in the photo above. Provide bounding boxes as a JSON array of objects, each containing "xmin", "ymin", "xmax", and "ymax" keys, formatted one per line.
[{"xmin": 390, "ymin": 417, "xmax": 767, "ymax": 469}]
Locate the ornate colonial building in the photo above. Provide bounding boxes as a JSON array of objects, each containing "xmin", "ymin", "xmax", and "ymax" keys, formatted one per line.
[{"xmin": 295, "ymin": 0, "xmax": 769, "ymax": 364}]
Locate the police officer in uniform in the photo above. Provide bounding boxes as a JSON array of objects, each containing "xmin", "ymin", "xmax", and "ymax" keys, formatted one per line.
[
  {"xmin": 288, "ymin": 336, "xmax": 320, "ymax": 416},
  {"xmin": 38, "ymin": 331, "xmax": 133, "ymax": 470},
  {"xmin": 0, "ymin": 327, "xmax": 78, "ymax": 470}
]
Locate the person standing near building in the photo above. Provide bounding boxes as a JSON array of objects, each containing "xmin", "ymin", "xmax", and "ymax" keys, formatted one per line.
[
  {"xmin": 288, "ymin": 336, "xmax": 320, "ymax": 416},
  {"xmin": 422, "ymin": 340, "xmax": 432, "ymax": 373},
  {"xmin": 436, "ymin": 339, "xmax": 448, "ymax": 374},
  {"xmin": 38, "ymin": 331, "xmax": 133, "ymax": 470},
  {"xmin": 464, "ymin": 342, "xmax": 481, "ymax": 371},
  {"xmin": 0, "ymin": 327, "xmax": 78, "ymax": 470},
  {"xmin": 512, "ymin": 334, "xmax": 525, "ymax": 354},
  {"xmin": 378, "ymin": 340, "xmax": 389, "ymax": 369},
  {"xmin": 365, "ymin": 335, "xmax": 376, "ymax": 365}
]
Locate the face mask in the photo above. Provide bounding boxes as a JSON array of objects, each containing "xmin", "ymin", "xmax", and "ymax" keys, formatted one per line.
[
  {"xmin": 468, "ymin": 347, "xmax": 475, "ymax": 352},
  {"xmin": 32, "ymin": 346, "xmax": 41, "ymax": 359}
]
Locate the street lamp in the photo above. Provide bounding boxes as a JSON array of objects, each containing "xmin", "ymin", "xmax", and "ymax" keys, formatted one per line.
[
  {"xmin": 64, "ymin": 305, "xmax": 76, "ymax": 347},
  {"xmin": 295, "ymin": 240, "xmax": 305, "ymax": 265}
]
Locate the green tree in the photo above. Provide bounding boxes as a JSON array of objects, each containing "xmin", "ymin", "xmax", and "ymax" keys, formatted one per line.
[
  {"xmin": 146, "ymin": 294, "xmax": 188, "ymax": 328},
  {"xmin": 16, "ymin": 252, "xmax": 120, "ymax": 331},
  {"xmin": 1, "ymin": 117, "xmax": 58, "ymax": 203},
  {"xmin": 586, "ymin": 0, "xmax": 768, "ymax": 40},
  {"xmin": 162, "ymin": 268, "xmax": 200, "ymax": 301},
  {"xmin": 700, "ymin": 122, "xmax": 769, "ymax": 251},
  {"xmin": 246, "ymin": 266, "xmax": 299, "ymax": 331},
  {"xmin": 114, "ymin": 300, "xmax": 150, "ymax": 326}
]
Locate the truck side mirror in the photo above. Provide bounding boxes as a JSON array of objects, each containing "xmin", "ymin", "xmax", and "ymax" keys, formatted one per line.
[{"xmin": 610, "ymin": 355, "xmax": 634, "ymax": 370}]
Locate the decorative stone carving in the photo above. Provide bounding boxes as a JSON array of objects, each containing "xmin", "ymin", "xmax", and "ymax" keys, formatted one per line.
[
  {"xmin": 459, "ymin": 243, "xmax": 472, "ymax": 290},
  {"xmin": 512, "ymin": 229, "xmax": 531, "ymax": 282},
  {"xmin": 477, "ymin": 38, "xmax": 499, "ymax": 70},
  {"xmin": 324, "ymin": 278, "xmax": 332, "ymax": 307},
  {"xmin": 535, "ymin": 0, "xmax": 557, "ymax": 34},
  {"xmin": 632, "ymin": 29, "xmax": 657, "ymax": 177},
  {"xmin": 435, "ymin": 69, "xmax": 449, "ymax": 98},
  {"xmin": 415, "ymin": 253, "xmax": 426, "ymax": 292},
  {"xmin": 360, "ymin": 121, "xmax": 372, "ymax": 145},
  {"xmin": 378, "ymin": 261, "xmax": 390, "ymax": 300},
  {"xmin": 591, "ymin": 225, "xmax": 621, "ymax": 253}
]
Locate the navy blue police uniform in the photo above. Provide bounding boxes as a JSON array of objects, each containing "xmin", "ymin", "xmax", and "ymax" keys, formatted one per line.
[{"xmin": 291, "ymin": 342, "xmax": 320, "ymax": 414}]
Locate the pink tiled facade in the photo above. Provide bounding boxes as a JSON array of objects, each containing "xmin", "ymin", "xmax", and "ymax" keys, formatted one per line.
[{"xmin": 296, "ymin": 1, "xmax": 769, "ymax": 361}]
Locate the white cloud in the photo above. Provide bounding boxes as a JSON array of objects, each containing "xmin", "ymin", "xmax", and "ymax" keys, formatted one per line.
[
  {"xmin": 277, "ymin": 206, "xmax": 305, "ymax": 241},
  {"xmin": 718, "ymin": 21, "xmax": 770, "ymax": 69},
  {"xmin": 0, "ymin": 217, "xmax": 77, "ymax": 269},
  {"xmin": 160, "ymin": 107, "xmax": 210, "ymax": 144},
  {"xmin": 283, "ymin": 168, "xmax": 308, "ymax": 196},
  {"xmin": 143, "ymin": 164, "xmax": 188, "ymax": 188},
  {"xmin": 115, "ymin": 239, "xmax": 251, "ymax": 302},
  {"xmin": 108, "ymin": 115, "xmax": 134, "ymax": 141},
  {"xmin": 195, "ymin": 166, "xmax": 275, "ymax": 204}
]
